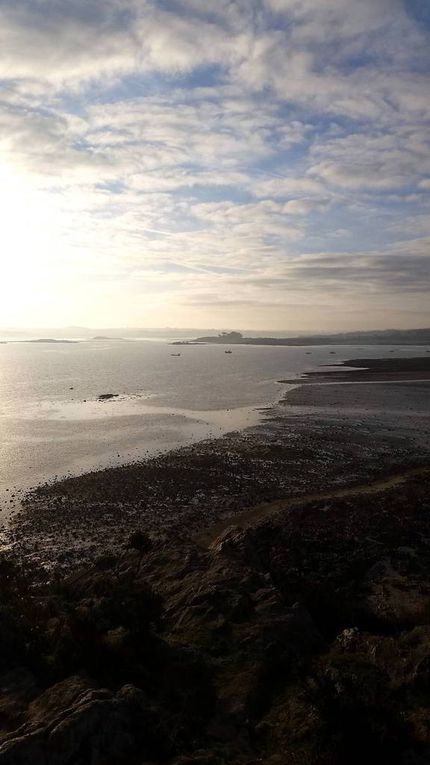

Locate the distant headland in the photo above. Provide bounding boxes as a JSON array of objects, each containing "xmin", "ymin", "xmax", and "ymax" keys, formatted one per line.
[
  {"xmin": 173, "ymin": 328, "xmax": 430, "ymax": 346},
  {"xmin": 24, "ymin": 338, "xmax": 79, "ymax": 344}
]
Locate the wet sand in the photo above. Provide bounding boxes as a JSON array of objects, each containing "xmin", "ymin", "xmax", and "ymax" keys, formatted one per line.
[
  {"xmin": 2, "ymin": 356, "xmax": 430, "ymax": 765},
  {"xmin": 281, "ymin": 355, "xmax": 430, "ymax": 383},
  {"xmin": 8, "ymin": 358, "xmax": 430, "ymax": 571}
]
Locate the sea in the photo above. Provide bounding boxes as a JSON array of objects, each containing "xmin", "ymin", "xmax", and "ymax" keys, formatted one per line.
[{"xmin": 1, "ymin": 337, "xmax": 429, "ymax": 507}]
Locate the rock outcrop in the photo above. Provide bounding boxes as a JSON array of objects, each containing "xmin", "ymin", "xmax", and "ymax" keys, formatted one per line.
[{"xmin": 1, "ymin": 474, "xmax": 430, "ymax": 763}]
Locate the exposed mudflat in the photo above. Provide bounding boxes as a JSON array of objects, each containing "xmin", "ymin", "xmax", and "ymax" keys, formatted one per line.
[
  {"xmin": 1, "ymin": 357, "xmax": 430, "ymax": 764},
  {"xmin": 8, "ymin": 359, "xmax": 430, "ymax": 573},
  {"xmin": 281, "ymin": 355, "xmax": 430, "ymax": 384}
]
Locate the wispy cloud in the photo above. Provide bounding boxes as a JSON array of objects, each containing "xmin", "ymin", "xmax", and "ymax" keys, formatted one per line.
[{"xmin": 0, "ymin": 0, "xmax": 429, "ymax": 329}]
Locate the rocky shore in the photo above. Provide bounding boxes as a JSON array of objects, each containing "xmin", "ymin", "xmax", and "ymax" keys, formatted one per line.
[
  {"xmin": 1, "ymin": 472, "xmax": 430, "ymax": 764},
  {"xmin": 10, "ymin": 360, "xmax": 430, "ymax": 573},
  {"xmin": 1, "ymin": 358, "xmax": 430, "ymax": 763}
]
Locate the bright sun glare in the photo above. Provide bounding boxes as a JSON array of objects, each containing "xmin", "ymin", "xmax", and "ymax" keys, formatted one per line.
[{"xmin": 0, "ymin": 165, "xmax": 67, "ymax": 324}]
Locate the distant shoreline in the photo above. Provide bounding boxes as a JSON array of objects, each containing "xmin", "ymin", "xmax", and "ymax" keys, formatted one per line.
[
  {"xmin": 18, "ymin": 338, "xmax": 79, "ymax": 344},
  {"xmin": 280, "ymin": 355, "xmax": 430, "ymax": 384},
  {"xmin": 10, "ymin": 353, "xmax": 430, "ymax": 571},
  {"xmin": 174, "ymin": 328, "xmax": 430, "ymax": 347}
]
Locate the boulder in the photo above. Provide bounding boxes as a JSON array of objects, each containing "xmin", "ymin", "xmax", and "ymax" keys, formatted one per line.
[
  {"xmin": 28, "ymin": 675, "xmax": 99, "ymax": 729},
  {"xmin": 0, "ymin": 730, "xmax": 46, "ymax": 765},
  {"xmin": 0, "ymin": 668, "xmax": 39, "ymax": 737},
  {"xmin": 47, "ymin": 696, "xmax": 134, "ymax": 765},
  {"xmin": 335, "ymin": 625, "xmax": 430, "ymax": 690},
  {"xmin": 209, "ymin": 526, "xmax": 265, "ymax": 570},
  {"xmin": 362, "ymin": 557, "xmax": 430, "ymax": 627},
  {"xmin": 0, "ymin": 677, "xmax": 153, "ymax": 765}
]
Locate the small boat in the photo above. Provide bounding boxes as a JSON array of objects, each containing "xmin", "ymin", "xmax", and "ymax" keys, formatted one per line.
[
  {"xmin": 225, "ymin": 349, "xmax": 232, "ymax": 354},
  {"xmin": 170, "ymin": 353, "xmax": 181, "ymax": 357}
]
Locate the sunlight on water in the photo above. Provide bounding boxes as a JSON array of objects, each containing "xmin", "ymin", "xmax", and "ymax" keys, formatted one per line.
[{"xmin": 0, "ymin": 340, "xmax": 428, "ymax": 499}]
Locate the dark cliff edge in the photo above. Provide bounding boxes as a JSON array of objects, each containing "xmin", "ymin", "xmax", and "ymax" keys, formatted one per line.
[{"xmin": 1, "ymin": 472, "xmax": 430, "ymax": 765}]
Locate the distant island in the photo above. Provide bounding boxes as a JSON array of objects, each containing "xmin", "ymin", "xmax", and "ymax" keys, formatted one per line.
[
  {"xmin": 174, "ymin": 328, "xmax": 430, "ymax": 346},
  {"xmin": 24, "ymin": 338, "xmax": 79, "ymax": 344}
]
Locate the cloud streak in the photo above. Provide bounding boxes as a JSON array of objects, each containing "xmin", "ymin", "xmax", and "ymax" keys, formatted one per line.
[{"xmin": 0, "ymin": 0, "xmax": 429, "ymax": 329}]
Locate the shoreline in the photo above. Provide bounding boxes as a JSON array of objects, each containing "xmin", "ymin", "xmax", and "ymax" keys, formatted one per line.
[
  {"xmin": 2, "ymin": 356, "xmax": 430, "ymax": 763},
  {"xmin": 9, "ymin": 356, "xmax": 430, "ymax": 572},
  {"xmin": 280, "ymin": 355, "xmax": 430, "ymax": 384},
  {"xmin": 2, "ymin": 437, "xmax": 430, "ymax": 763},
  {"xmin": 2, "ymin": 352, "xmax": 428, "ymax": 514},
  {"xmin": 0, "ymin": 399, "xmax": 267, "ymax": 518}
]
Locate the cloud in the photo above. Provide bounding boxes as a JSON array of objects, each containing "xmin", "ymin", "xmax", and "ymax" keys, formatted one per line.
[
  {"xmin": 308, "ymin": 128, "xmax": 430, "ymax": 191},
  {"xmin": 0, "ymin": 1, "xmax": 139, "ymax": 87},
  {"xmin": 0, "ymin": 0, "xmax": 429, "ymax": 329},
  {"xmin": 283, "ymin": 197, "xmax": 330, "ymax": 215},
  {"xmin": 285, "ymin": 244, "xmax": 430, "ymax": 292},
  {"xmin": 0, "ymin": 0, "xmax": 248, "ymax": 91}
]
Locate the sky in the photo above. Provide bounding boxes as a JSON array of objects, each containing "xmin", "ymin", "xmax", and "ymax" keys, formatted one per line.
[{"xmin": 0, "ymin": 0, "xmax": 429, "ymax": 331}]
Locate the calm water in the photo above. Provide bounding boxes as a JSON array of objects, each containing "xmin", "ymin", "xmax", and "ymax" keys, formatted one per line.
[{"xmin": 1, "ymin": 339, "xmax": 429, "ymax": 500}]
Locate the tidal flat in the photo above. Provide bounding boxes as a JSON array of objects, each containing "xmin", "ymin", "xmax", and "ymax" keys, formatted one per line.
[
  {"xmin": 10, "ymin": 357, "xmax": 430, "ymax": 572},
  {"xmin": 1, "ymin": 358, "xmax": 430, "ymax": 764}
]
